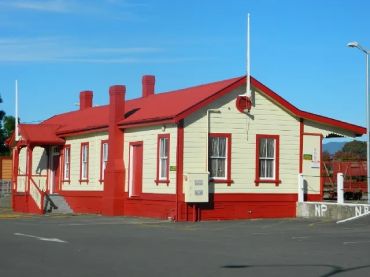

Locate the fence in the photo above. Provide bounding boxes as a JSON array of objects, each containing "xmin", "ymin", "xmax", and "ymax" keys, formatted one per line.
[
  {"xmin": 0, "ymin": 179, "xmax": 11, "ymax": 197},
  {"xmin": 298, "ymin": 172, "xmax": 368, "ymax": 204}
]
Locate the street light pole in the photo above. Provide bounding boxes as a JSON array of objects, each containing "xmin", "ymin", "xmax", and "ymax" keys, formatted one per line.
[{"xmin": 347, "ymin": 41, "xmax": 370, "ymax": 204}]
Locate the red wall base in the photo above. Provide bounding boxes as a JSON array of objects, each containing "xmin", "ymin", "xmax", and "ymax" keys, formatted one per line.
[
  {"xmin": 12, "ymin": 192, "xmax": 311, "ymax": 221},
  {"xmin": 13, "ymin": 193, "xmax": 44, "ymax": 215},
  {"xmin": 60, "ymin": 191, "xmax": 102, "ymax": 214},
  {"xmin": 13, "ymin": 193, "xmax": 28, "ymax": 213}
]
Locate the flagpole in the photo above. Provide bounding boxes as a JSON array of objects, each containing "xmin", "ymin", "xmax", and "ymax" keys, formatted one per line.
[
  {"xmin": 246, "ymin": 13, "xmax": 251, "ymax": 97},
  {"xmin": 15, "ymin": 80, "xmax": 19, "ymax": 141}
]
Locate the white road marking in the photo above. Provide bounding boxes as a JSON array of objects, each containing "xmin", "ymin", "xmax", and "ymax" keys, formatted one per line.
[
  {"xmin": 292, "ymin": 236, "xmax": 309, "ymax": 240},
  {"xmin": 14, "ymin": 233, "xmax": 68, "ymax": 243},
  {"xmin": 343, "ymin": 240, "xmax": 370, "ymax": 245},
  {"xmin": 336, "ymin": 211, "xmax": 370, "ymax": 224}
]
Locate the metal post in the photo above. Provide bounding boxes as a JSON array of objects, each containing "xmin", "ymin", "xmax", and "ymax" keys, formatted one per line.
[
  {"xmin": 337, "ymin": 172, "xmax": 344, "ymax": 204},
  {"xmin": 298, "ymin": 173, "xmax": 304, "ymax": 203},
  {"xmin": 366, "ymin": 52, "xmax": 369, "ymax": 204},
  {"xmin": 347, "ymin": 42, "xmax": 369, "ymax": 204}
]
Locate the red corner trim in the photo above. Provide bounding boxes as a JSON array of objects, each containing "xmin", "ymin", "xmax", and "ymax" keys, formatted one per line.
[
  {"xmin": 209, "ymin": 133, "xmax": 232, "ymax": 186},
  {"xmin": 255, "ymin": 134, "xmax": 281, "ymax": 186},
  {"xmin": 176, "ymin": 120, "xmax": 184, "ymax": 220},
  {"xmin": 155, "ymin": 134, "xmax": 170, "ymax": 185},
  {"xmin": 79, "ymin": 142, "xmax": 89, "ymax": 183},
  {"xmin": 299, "ymin": 120, "xmax": 304, "ymax": 174}
]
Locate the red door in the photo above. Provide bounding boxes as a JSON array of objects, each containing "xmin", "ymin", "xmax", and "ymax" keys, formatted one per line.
[
  {"xmin": 52, "ymin": 155, "xmax": 60, "ymax": 193},
  {"xmin": 129, "ymin": 142, "xmax": 143, "ymax": 197}
]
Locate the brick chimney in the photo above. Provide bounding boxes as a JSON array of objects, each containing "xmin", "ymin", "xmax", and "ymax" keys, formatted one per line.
[
  {"xmin": 102, "ymin": 85, "xmax": 126, "ymax": 216},
  {"xmin": 80, "ymin": 90, "xmax": 93, "ymax": 110},
  {"xmin": 142, "ymin": 75, "xmax": 155, "ymax": 98}
]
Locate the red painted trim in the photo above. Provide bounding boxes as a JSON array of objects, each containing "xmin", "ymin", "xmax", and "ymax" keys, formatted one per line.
[
  {"xmin": 26, "ymin": 146, "xmax": 34, "ymax": 192},
  {"xmin": 57, "ymin": 126, "xmax": 108, "ymax": 137},
  {"xmin": 155, "ymin": 134, "xmax": 170, "ymax": 185},
  {"xmin": 299, "ymin": 120, "xmax": 304, "ymax": 173},
  {"xmin": 303, "ymin": 132, "xmax": 323, "ymax": 136},
  {"xmin": 210, "ymin": 179, "xmax": 234, "ymax": 184},
  {"xmin": 13, "ymin": 147, "xmax": 20, "ymax": 194},
  {"xmin": 128, "ymin": 141, "xmax": 143, "ymax": 197},
  {"xmin": 174, "ymin": 78, "xmax": 246, "ymax": 123},
  {"xmin": 79, "ymin": 142, "xmax": 89, "ymax": 183},
  {"xmin": 209, "ymin": 133, "xmax": 232, "ymax": 185},
  {"xmin": 320, "ymin": 135, "xmax": 323, "ymax": 200},
  {"xmin": 176, "ymin": 120, "xmax": 184, "ymax": 220},
  {"xmin": 255, "ymin": 134, "xmax": 281, "ymax": 186},
  {"xmin": 99, "ymin": 140, "xmax": 108, "ymax": 183},
  {"xmin": 62, "ymin": 144, "xmax": 71, "ymax": 182},
  {"xmin": 120, "ymin": 119, "xmax": 176, "ymax": 129}
]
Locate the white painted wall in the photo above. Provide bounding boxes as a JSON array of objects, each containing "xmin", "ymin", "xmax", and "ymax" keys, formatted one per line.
[
  {"xmin": 62, "ymin": 132, "xmax": 108, "ymax": 191},
  {"xmin": 184, "ymin": 85, "xmax": 301, "ymax": 194},
  {"xmin": 124, "ymin": 124, "xmax": 177, "ymax": 194}
]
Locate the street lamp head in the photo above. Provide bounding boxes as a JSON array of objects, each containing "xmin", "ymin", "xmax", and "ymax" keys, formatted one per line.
[{"xmin": 347, "ymin": 41, "xmax": 359, "ymax": 48}]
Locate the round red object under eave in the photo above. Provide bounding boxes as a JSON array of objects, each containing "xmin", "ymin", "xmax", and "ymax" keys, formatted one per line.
[{"xmin": 236, "ymin": 95, "xmax": 252, "ymax": 113}]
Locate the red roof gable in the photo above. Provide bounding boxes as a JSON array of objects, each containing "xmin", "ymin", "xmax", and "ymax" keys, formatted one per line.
[
  {"xmin": 38, "ymin": 75, "xmax": 365, "ymax": 137},
  {"xmin": 19, "ymin": 124, "xmax": 65, "ymax": 145}
]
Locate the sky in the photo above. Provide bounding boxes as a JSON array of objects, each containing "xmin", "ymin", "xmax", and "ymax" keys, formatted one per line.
[{"xmin": 0, "ymin": 0, "xmax": 369, "ymax": 142}]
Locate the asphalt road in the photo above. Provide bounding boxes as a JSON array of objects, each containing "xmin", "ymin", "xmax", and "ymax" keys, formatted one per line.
[{"xmin": 0, "ymin": 209, "xmax": 370, "ymax": 277}]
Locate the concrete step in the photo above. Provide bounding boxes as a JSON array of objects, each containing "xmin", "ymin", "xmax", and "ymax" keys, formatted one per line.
[{"xmin": 45, "ymin": 194, "xmax": 73, "ymax": 214}]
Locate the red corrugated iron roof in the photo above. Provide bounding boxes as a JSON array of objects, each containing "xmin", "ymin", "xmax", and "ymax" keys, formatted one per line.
[
  {"xmin": 19, "ymin": 124, "xmax": 65, "ymax": 145},
  {"xmin": 43, "ymin": 105, "xmax": 109, "ymax": 135},
  {"xmin": 39, "ymin": 75, "xmax": 365, "ymax": 137}
]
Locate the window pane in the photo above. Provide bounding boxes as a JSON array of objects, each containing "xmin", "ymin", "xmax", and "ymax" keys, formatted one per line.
[
  {"xmin": 259, "ymin": 138, "xmax": 267, "ymax": 157},
  {"xmin": 210, "ymin": 137, "xmax": 218, "ymax": 156},
  {"xmin": 160, "ymin": 158, "xmax": 167, "ymax": 179},
  {"xmin": 210, "ymin": 158, "xmax": 218, "ymax": 177},
  {"xmin": 216, "ymin": 158, "xmax": 225, "ymax": 177},
  {"xmin": 219, "ymin": 138, "xmax": 226, "ymax": 157},
  {"xmin": 209, "ymin": 136, "xmax": 228, "ymax": 178},
  {"xmin": 259, "ymin": 160, "xmax": 266, "ymax": 178},
  {"xmin": 266, "ymin": 139, "xmax": 275, "ymax": 158},
  {"xmin": 266, "ymin": 160, "xmax": 274, "ymax": 178},
  {"xmin": 103, "ymin": 143, "xmax": 108, "ymax": 161}
]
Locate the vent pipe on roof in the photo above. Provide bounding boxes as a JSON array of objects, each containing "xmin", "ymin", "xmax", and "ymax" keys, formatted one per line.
[
  {"xmin": 80, "ymin": 90, "xmax": 93, "ymax": 110},
  {"xmin": 142, "ymin": 75, "xmax": 155, "ymax": 98}
]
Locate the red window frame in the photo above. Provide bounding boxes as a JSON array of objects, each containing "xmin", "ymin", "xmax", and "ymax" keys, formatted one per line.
[
  {"xmin": 208, "ymin": 133, "xmax": 233, "ymax": 185},
  {"xmin": 79, "ymin": 142, "xmax": 89, "ymax": 183},
  {"xmin": 155, "ymin": 134, "xmax": 170, "ymax": 185},
  {"xmin": 255, "ymin": 134, "xmax": 281, "ymax": 186},
  {"xmin": 99, "ymin": 140, "xmax": 108, "ymax": 183},
  {"xmin": 62, "ymin": 144, "xmax": 71, "ymax": 183}
]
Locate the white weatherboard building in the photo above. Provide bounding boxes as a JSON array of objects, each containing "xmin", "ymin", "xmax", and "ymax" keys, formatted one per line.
[{"xmin": 8, "ymin": 75, "xmax": 365, "ymax": 221}]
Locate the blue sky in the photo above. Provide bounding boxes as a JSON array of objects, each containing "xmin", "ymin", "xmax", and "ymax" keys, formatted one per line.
[{"xmin": 0, "ymin": 0, "xmax": 369, "ymax": 141}]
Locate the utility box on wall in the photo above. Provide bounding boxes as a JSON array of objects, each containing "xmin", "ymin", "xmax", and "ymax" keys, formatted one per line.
[{"xmin": 184, "ymin": 173, "xmax": 209, "ymax": 203}]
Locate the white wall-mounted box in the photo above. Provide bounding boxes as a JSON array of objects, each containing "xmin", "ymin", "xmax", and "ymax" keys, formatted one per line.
[{"xmin": 184, "ymin": 172, "xmax": 209, "ymax": 203}]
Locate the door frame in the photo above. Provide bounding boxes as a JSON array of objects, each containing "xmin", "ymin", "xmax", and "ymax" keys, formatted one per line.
[
  {"xmin": 128, "ymin": 141, "xmax": 143, "ymax": 198},
  {"xmin": 302, "ymin": 132, "xmax": 324, "ymax": 200},
  {"xmin": 48, "ymin": 146, "xmax": 60, "ymax": 194}
]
